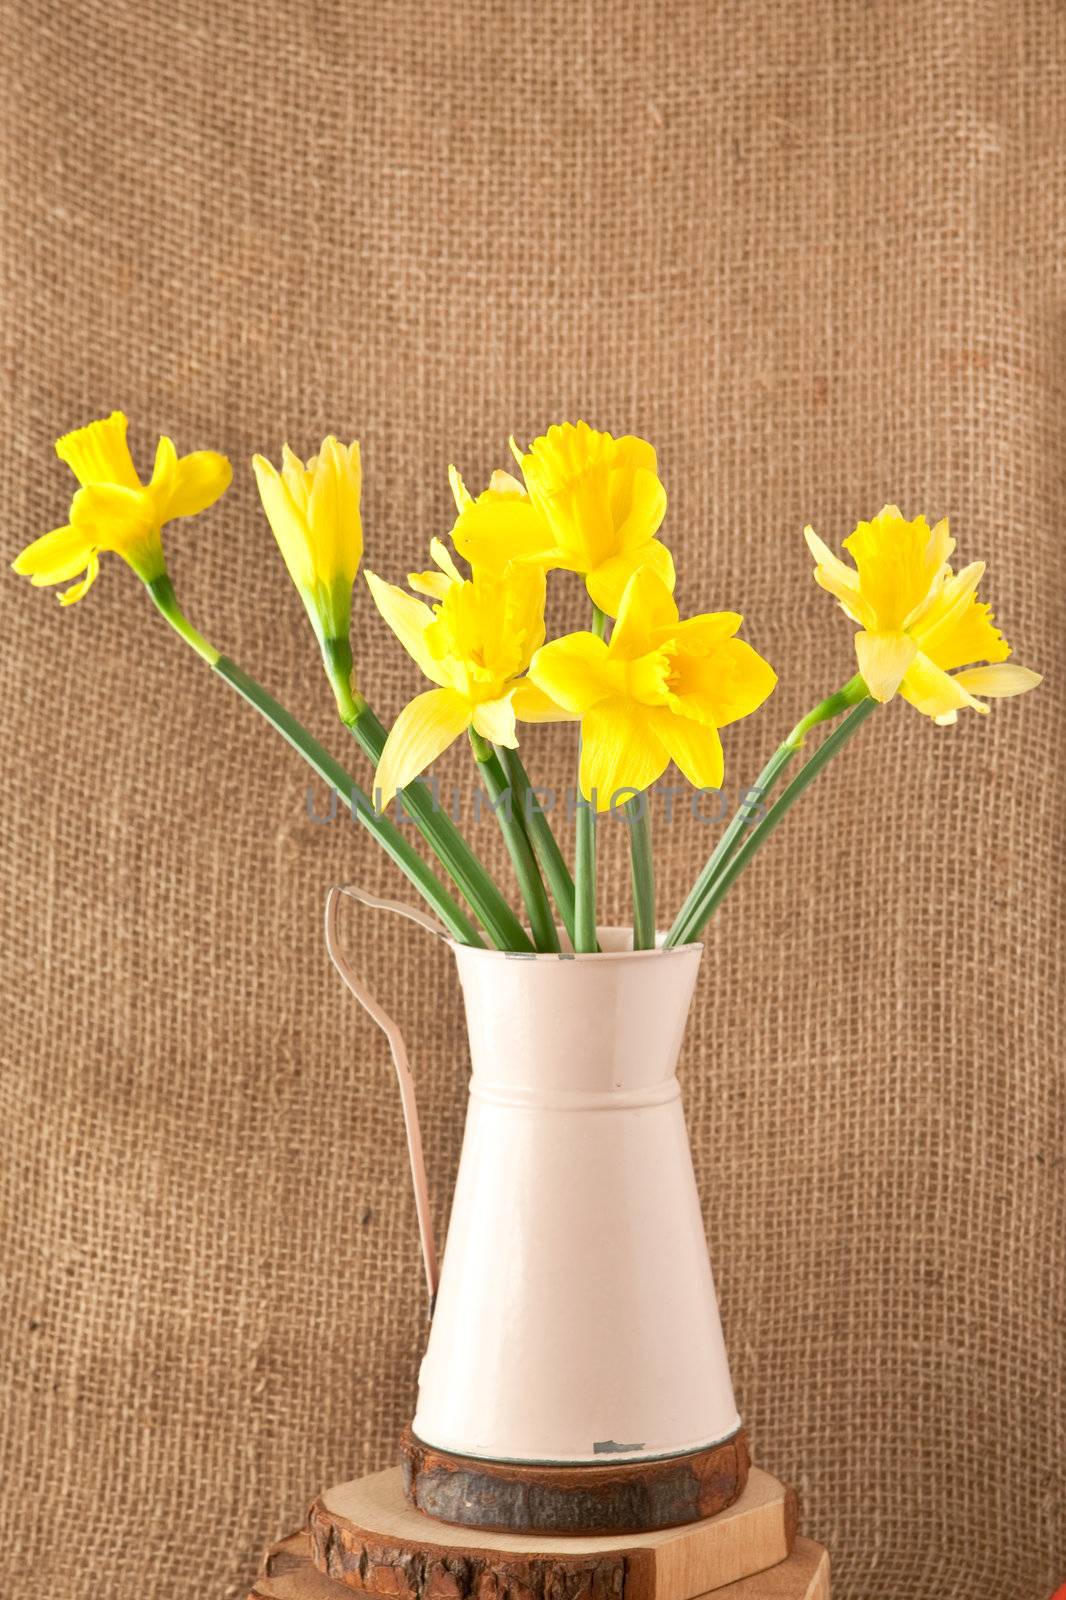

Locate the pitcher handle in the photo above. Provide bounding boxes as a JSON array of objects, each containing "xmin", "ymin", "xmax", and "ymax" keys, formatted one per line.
[{"xmin": 324, "ymin": 884, "xmax": 450, "ymax": 1313}]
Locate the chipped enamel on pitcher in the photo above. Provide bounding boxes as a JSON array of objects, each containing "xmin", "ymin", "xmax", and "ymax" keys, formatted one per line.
[{"xmin": 325, "ymin": 890, "xmax": 741, "ymax": 1469}]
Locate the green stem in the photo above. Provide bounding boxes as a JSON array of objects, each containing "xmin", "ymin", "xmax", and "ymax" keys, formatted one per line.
[
  {"xmin": 146, "ymin": 580, "xmax": 483, "ymax": 947},
  {"xmin": 147, "ymin": 575, "xmax": 219, "ymax": 664},
  {"xmin": 495, "ymin": 745, "xmax": 577, "ymax": 946},
  {"xmin": 573, "ymin": 602, "xmax": 609, "ymax": 954},
  {"xmin": 321, "ymin": 634, "xmax": 364, "ymax": 725},
  {"xmin": 625, "ymin": 794, "xmax": 655, "ymax": 950},
  {"xmin": 574, "ymin": 787, "xmax": 598, "ymax": 953},
  {"xmin": 469, "ymin": 729, "xmax": 560, "ymax": 953},
  {"xmin": 665, "ymin": 674, "xmax": 868, "ymax": 948},
  {"xmin": 345, "ymin": 704, "xmax": 532, "ymax": 953},
  {"xmin": 675, "ymin": 697, "xmax": 879, "ymax": 944},
  {"xmin": 216, "ymin": 658, "xmax": 483, "ymax": 945}
]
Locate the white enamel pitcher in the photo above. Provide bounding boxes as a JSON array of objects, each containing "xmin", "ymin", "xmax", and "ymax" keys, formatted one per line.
[{"xmin": 325, "ymin": 888, "xmax": 741, "ymax": 1469}]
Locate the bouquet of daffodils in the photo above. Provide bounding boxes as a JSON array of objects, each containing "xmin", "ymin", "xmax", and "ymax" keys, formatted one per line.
[{"xmin": 14, "ymin": 414, "xmax": 1040, "ymax": 954}]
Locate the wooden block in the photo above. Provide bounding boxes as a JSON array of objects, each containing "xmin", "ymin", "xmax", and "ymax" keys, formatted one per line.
[
  {"xmin": 704, "ymin": 1542, "xmax": 828, "ymax": 1600},
  {"xmin": 308, "ymin": 1465, "xmax": 797, "ymax": 1600},
  {"xmin": 251, "ymin": 1534, "xmax": 335, "ymax": 1599},
  {"xmin": 250, "ymin": 1534, "xmax": 829, "ymax": 1600}
]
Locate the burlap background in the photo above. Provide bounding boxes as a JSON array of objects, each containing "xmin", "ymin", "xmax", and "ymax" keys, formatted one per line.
[{"xmin": 2, "ymin": 2, "xmax": 1063, "ymax": 1596}]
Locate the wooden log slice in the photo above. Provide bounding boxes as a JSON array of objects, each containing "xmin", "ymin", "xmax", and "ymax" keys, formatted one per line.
[
  {"xmin": 307, "ymin": 1463, "xmax": 796, "ymax": 1600},
  {"xmin": 254, "ymin": 1531, "xmax": 827, "ymax": 1600},
  {"xmin": 400, "ymin": 1426, "xmax": 751, "ymax": 1536}
]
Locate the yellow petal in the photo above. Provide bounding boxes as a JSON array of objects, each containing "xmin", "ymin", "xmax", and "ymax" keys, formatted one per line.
[
  {"xmin": 12, "ymin": 523, "xmax": 95, "ymax": 585},
  {"xmin": 281, "ymin": 444, "xmax": 312, "ymax": 516},
  {"xmin": 670, "ymin": 636, "xmax": 777, "ymax": 729},
  {"xmin": 149, "ymin": 435, "xmax": 179, "ymax": 503},
  {"xmin": 647, "ymin": 707, "xmax": 724, "ymax": 791},
  {"xmin": 898, "ymin": 653, "xmax": 987, "ymax": 721},
  {"xmin": 669, "ymin": 612, "xmax": 743, "ymax": 651},
  {"xmin": 804, "ymin": 524, "xmax": 875, "ymax": 628},
  {"xmin": 586, "ymin": 536, "xmax": 675, "ymax": 618},
  {"xmin": 913, "ymin": 567, "xmax": 1009, "ymax": 673},
  {"xmin": 410, "ymin": 536, "xmax": 464, "ymax": 597},
  {"xmin": 448, "ymin": 464, "xmax": 472, "ymax": 513},
  {"xmin": 608, "ymin": 565, "xmax": 680, "ymax": 657},
  {"xmin": 58, "ymin": 551, "xmax": 100, "ymax": 605},
  {"xmin": 580, "ymin": 697, "xmax": 669, "ymax": 810},
  {"xmin": 908, "ymin": 558, "xmax": 981, "ymax": 634},
  {"xmin": 804, "ymin": 523, "xmax": 860, "ymax": 590},
  {"xmin": 610, "ymin": 434, "xmax": 658, "ymax": 480},
  {"xmin": 527, "ymin": 632, "xmax": 619, "ymax": 714},
  {"xmin": 612, "ymin": 458, "xmax": 667, "ymax": 553},
  {"xmin": 451, "ymin": 483, "xmax": 557, "ymax": 574},
  {"xmin": 407, "ymin": 570, "xmax": 453, "ymax": 600},
  {"xmin": 55, "ymin": 411, "xmax": 141, "ymax": 489},
  {"xmin": 511, "ymin": 678, "xmax": 576, "ymax": 723},
  {"xmin": 373, "ymin": 687, "xmax": 471, "ymax": 807},
  {"xmin": 951, "ymin": 663, "xmax": 1042, "ymax": 699},
  {"xmin": 924, "ymin": 516, "xmax": 956, "ymax": 573},
  {"xmin": 854, "ymin": 630, "xmax": 918, "ymax": 702},
  {"xmin": 253, "ymin": 453, "xmax": 315, "ymax": 591},
  {"xmin": 488, "ymin": 469, "xmax": 525, "ymax": 496},
  {"xmin": 429, "ymin": 536, "xmax": 462, "ymax": 581},
  {"xmin": 803, "ymin": 523, "xmax": 849, "ymax": 576},
  {"xmin": 160, "ymin": 447, "xmax": 233, "ymax": 520},
  {"xmin": 364, "ymin": 570, "xmax": 448, "ymax": 686},
  {"xmin": 471, "ymin": 694, "xmax": 518, "ymax": 747},
  {"xmin": 308, "ymin": 436, "xmax": 363, "ymax": 584}
]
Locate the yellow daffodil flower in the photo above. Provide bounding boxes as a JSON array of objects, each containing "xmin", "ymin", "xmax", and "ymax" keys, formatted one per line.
[
  {"xmin": 366, "ymin": 547, "xmax": 547, "ymax": 806},
  {"xmin": 450, "ymin": 420, "xmax": 674, "ymax": 617},
  {"xmin": 520, "ymin": 567, "xmax": 777, "ymax": 810},
  {"xmin": 805, "ymin": 505, "xmax": 1041, "ymax": 724},
  {"xmin": 253, "ymin": 437, "xmax": 363, "ymax": 718},
  {"xmin": 12, "ymin": 411, "xmax": 232, "ymax": 605}
]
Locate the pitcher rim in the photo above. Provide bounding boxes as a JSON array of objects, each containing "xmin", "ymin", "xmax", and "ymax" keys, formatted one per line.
[{"xmin": 448, "ymin": 929, "xmax": 703, "ymax": 963}]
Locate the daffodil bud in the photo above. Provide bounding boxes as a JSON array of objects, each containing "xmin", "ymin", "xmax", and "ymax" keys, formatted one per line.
[{"xmin": 252, "ymin": 437, "xmax": 364, "ymax": 722}]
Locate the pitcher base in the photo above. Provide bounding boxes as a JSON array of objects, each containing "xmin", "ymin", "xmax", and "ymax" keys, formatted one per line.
[{"xmin": 399, "ymin": 1423, "xmax": 751, "ymax": 1535}]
